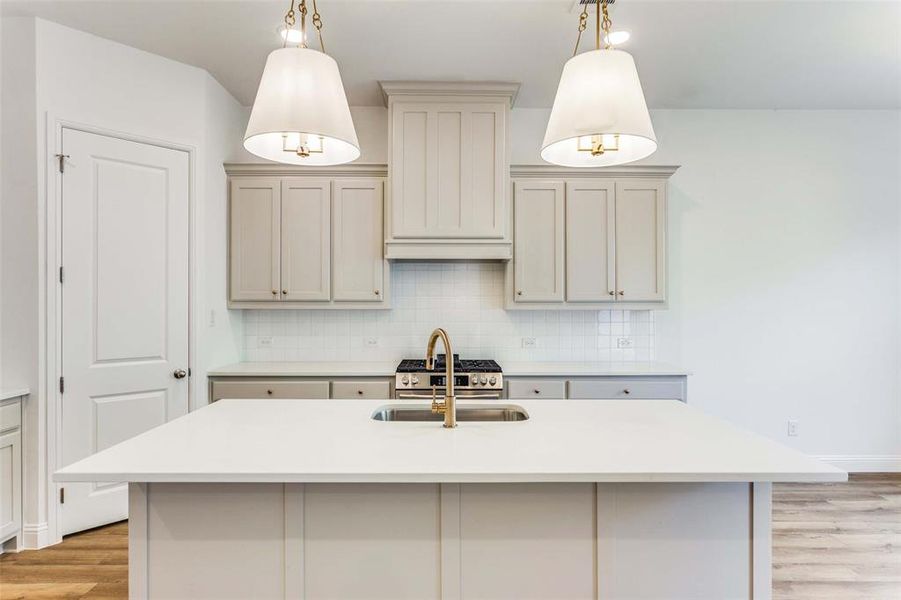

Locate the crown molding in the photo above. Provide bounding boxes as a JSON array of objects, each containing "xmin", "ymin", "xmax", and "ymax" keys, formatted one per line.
[
  {"xmin": 378, "ymin": 81, "xmax": 521, "ymax": 108},
  {"xmin": 224, "ymin": 163, "xmax": 388, "ymax": 178},
  {"xmin": 510, "ymin": 164, "xmax": 680, "ymax": 179}
]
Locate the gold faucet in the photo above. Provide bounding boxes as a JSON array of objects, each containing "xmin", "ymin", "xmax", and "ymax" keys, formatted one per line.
[{"xmin": 426, "ymin": 328, "xmax": 456, "ymax": 428}]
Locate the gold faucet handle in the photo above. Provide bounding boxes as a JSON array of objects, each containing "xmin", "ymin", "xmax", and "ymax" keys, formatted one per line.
[{"xmin": 430, "ymin": 387, "xmax": 446, "ymax": 414}]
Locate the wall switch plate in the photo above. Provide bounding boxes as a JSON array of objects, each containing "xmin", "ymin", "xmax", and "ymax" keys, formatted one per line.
[
  {"xmin": 787, "ymin": 419, "xmax": 800, "ymax": 437},
  {"xmin": 521, "ymin": 337, "xmax": 537, "ymax": 349},
  {"xmin": 616, "ymin": 337, "xmax": 634, "ymax": 349},
  {"xmin": 259, "ymin": 336, "xmax": 273, "ymax": 347},
  {"xmin": 365, "ymin": 337, "xmax": 380, "ymax": 348}
]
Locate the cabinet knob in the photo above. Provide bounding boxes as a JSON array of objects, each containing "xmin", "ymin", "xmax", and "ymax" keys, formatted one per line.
[
  {"xmin": 617, "ymin": 290, "xmax": 625, "ymax": 296},
  {"xmin": 282, "ymin": 290, "xmax": 288, "ymax": 295},
  {"xmin": 533, "ymin": 389, "xmax": 540, "ymax": 394},
  {"xmin": 267, "ymin": 389, "xmax": 273, "ymax": 395},
  {"xmin": 517, "ymin": 291, "xmax": 523, "ymax": 296},
  {"xmin": 608, "ymin": 291, "xmax": 615, "ymax": 296},
  {"xmin": 374, "ymin": 290, "xmax": 380, "ymax": 296},
  {"xmin": 271, "ymin": 290, "xmax": 277, "ymax": 296},
  {"xmin": 623, "ymin": 389, "xmax": 631, "ymax": 395},
  {"xmin": 357, "ymin": 390, "xmax": 364, "ymax": 395}
]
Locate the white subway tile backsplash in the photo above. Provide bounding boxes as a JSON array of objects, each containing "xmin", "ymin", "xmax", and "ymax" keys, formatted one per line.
[{"xmin": 241, "ymin": 263, "xmax": 655, "ymax": 362}]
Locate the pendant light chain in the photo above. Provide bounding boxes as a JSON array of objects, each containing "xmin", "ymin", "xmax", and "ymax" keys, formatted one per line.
[
  {"xmin": 312, "ymin": 0, "xmax": 325, "ymax": 53},
  {"xmin": 601, "ymin": 0, "xmax": 613, "ymax": 49},
  {"xmin": 282, "ymin": 0, "xmax": 296, "ymax": 48},
  {"xmin": 573, "ymin": 4, "xmax": 589, "ymax": 57}
]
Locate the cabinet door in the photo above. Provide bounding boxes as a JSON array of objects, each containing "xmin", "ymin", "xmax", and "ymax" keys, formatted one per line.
[
  {"xmin": 280, "ymin": 179, "xmax": 330, "ymax": 301},
  {"xmin": 230, "ymin": 178, "xmax": 280, "ymax": 301},
  {"xmin": 391, "ymin": 103, "xmax": 505, "ymax": 239},
  {"xmin": 333, "ymin": 179, "xmax": 385, "ymax": 302},
  {"xmin": 513, "ymin": 181, "xmax": 564, "ymax": 302},
  {"xmin": 0, "ymin": 429, "xmax": 21, "ymax": 542},
  {"xmin": 614, "ymin": 180, "xmax": 666, "ymax": 302},
  {"xmin": 566, "ymin": 180, "xmax": 616, "ymax": 302}
]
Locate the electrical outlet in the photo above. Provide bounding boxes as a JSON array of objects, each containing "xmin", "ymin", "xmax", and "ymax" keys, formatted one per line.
[
  {"xmin": 365, "ymin": 337, "xmax": 380, "ymax": 348},
  {"xmin": 616, "ymin": 337, "xmax": 634, "ymax": 349},
  {"xmin": 259, "ymin": 336, "xmax": 273, "ymax": 347},
  {"xmin": 521, "ymin": 337, "xmax": 537, "ymax": 349},
  {"xmin": 787, "ymin": 419, "xmax": 800, "ymax": 437}
]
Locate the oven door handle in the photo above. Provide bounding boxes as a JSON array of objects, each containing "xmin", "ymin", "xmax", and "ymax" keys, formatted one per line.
[{"xmin": 396, "ymin": 393, "xmax": 437, "ymax": 400}]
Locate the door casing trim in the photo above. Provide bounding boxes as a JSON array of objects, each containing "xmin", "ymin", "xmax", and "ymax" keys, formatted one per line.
[{"xmin": 40, "ymin": 113, "xmax": 197, "ymax": 546}]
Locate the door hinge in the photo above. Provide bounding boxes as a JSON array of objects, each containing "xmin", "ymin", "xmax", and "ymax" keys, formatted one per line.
[
  {"xmin": 55, "ymin": 153, "xmax": 70, "ymax": 174},
  {"xmin": 59, "ymin": 266, "xmax": 64, "ymax": 284},
  {"xmin": 188, "ymin": 367, "xmax": 192, "ymax": 377},
  {"xmin": 59, "ymin": 376, "xmax": 64, "ymax": 394},
  {"xmin": 60, "ymin": 487, "xmax": 65, "ymax": 504}
]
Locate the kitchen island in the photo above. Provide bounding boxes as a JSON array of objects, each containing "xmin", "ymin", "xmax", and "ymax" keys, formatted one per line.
[{"xmin": 56, "ymin": 399, "xmax": 844, "ymax": 600}]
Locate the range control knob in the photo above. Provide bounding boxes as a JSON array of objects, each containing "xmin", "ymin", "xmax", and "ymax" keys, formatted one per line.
[
  {"xmin": 480, "ymin": 376, "xmax": 488, "ymax": 385},
  {"xmin": 401, "ymin": 375, "xmax": 410, "ymax": 386},
  {"xmin": 411, "ymin": 376, "xmax": 419, "ymax": 385},
  {"xmin": 488, "ymin": 376, "xmax": 497, "ymax": 386}
]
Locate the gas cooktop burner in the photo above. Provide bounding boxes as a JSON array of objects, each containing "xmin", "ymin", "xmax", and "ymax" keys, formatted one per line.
[{"xmin": 396, "ymin": 355, "xmax": 502, "ymax": 374}]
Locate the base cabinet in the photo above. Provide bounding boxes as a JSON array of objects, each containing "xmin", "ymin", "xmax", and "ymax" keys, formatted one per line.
[
  {"xmin": 0, "ymin": 396, "xmax": 23, "ymax": 551},
  {"xmin": 130, "ymin": 481, "xmax": 769, "ymax": 600},
  {"xmin": 507, "ymin": 376, "xmax": 687, "ymax": 402},
  {"xmin": 209, "ymin": 378, "xmax": 393, "ymax": 403}
]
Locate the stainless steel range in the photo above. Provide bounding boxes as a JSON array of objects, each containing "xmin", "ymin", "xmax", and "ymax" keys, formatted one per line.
[{"xmin": 394, "ymin": 354, "xmax": 504, "ymax": 400}]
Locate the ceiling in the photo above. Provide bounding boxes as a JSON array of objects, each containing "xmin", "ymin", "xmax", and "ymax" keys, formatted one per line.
[{"xmin": 4, "ymin": 0, "xmax": 899, "ymax": 109}]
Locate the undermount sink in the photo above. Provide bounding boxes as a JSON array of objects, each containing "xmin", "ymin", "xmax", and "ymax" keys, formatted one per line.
[{"xmin": 371, "ymin": 404, "xmax": 529, "ymax": 422}]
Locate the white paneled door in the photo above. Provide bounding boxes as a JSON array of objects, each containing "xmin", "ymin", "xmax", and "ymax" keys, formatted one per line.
[{"xmin": 60, "ymin": 129, "xmax": 190, "ymax": 535}]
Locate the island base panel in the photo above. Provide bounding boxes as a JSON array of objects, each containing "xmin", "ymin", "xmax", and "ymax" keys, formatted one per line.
[{"xmin": 128, "ymin": 482, "xmax": 771, "ymax": 599}]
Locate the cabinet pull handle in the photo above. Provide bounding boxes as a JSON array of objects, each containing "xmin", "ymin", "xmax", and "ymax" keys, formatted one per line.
[{"xmin": 271, "ymin": 290, "xmax": 277, "ymax": 296}]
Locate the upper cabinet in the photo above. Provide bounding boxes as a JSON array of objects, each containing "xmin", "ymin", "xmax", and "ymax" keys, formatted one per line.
[
  {"xmin": 381, "ymin": 81, "xmax": 519, "ymax": 260},
  {"xmin": 228, "ymin": 171, "xmax": 388, "ymax": 309},
  {"xmin": 507, "ymin": 168, "xmax": 676, "ymax": 309}
]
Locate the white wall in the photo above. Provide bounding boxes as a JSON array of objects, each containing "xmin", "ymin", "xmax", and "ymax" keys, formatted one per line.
[{"xmin": 1, "ymin": 17, "xmax": 246, "ymax": 547}]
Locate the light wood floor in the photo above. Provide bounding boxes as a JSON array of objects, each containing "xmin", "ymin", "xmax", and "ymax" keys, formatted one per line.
[{"xmin": 1, "ymin": 474, "xmax": 898, "ymax": 599}]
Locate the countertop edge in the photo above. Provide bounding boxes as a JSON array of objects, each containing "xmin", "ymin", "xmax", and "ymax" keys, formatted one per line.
[
  {"xmin": 1, "ymin": 388, "xmax": 30, "ymax": 401},
  {"xmin": 207, "ymin": 362, "xmax": 692, "ymax": 377}
]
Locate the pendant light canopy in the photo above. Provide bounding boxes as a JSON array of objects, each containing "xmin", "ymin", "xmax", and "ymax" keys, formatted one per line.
[
  {"xmin": 244, "ymin": 0, "xmax": 359, "ymax": 166},
  {"xmin": 542, "ymin": 0, "xmax": 656, "ymax": 168}
]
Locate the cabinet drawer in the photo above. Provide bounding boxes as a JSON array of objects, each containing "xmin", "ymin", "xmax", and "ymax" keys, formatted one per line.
[
  {"xmin": 211, "ymin": 380, "xmax": 329, "ymax": 401},
  {"xmin": 331, "ymin": 381, "xmax": 391, "ymax": 399},
  {"xmin": 507, "ymin": 379, "xmax": 567, "ymax": 399},
  {"xmin": 0, "ymin": 401, "xmax": 21, "ymax": 433},
  {"xmin": 567, "ymin": 379, "xmax": 684, "ymax": 401}
]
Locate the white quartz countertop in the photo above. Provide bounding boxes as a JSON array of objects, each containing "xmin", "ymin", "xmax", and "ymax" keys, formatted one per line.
[
  {"xmin": 0, "ymin": 388, "xmax": 29, "ymax": 401},
  {"xmin": 207, "ymin": 361, "xmax": 689, "ymax": 377},
  {"xmin": 56, "ymin": 399, "xmax": 843, "ymax": 484}
]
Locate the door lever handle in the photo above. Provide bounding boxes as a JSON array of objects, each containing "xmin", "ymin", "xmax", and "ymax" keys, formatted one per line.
[{"xmin": 173, "ymin": 369, "xmax": 187, "ymax": 379}]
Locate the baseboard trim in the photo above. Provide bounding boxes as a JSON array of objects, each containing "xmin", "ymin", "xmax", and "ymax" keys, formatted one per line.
[
  {"xmin": 22, "ymin": 522, "xmax": 51, "ymax": 549},
  {"xmin": 815, "ymin": 455, "xmax": 901, "ymax": 473}
]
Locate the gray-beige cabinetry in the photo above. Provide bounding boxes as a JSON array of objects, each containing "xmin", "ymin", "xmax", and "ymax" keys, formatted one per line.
[
  {"xmin": 507, "ymin": 166, "xmax": 676, "ymax": 309},
  {"xmin": 0, "ymin": 392, "xmax": 24, "ymax": 552},
  {"xmin": 227, "ymin": 167, "xmax": 387, "ymax": 309},
  {"xmin": 208, "ymin": 373, "xmax": 686, "ymax": 403},
  {"xmin": 209, "ymin": 378, "xmax": 393, "ymax": 402},
  {"xmin": 381, "ymin": 81, "xmax": 519, "ymax": 259}
]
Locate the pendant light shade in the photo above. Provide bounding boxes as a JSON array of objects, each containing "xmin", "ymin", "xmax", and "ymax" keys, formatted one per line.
[
  {"xmin": 541, "ymin": 48, "xmax": 657, "ymax": 168},
  {"xmin": 244, "ymin": 47, "xmax": 360, "ymax": 166}
]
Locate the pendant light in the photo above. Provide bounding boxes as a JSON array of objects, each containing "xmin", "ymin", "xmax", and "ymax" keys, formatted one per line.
[
  {"xmin": 244, "ymin": 0, "xmax": 360, "ymax": 166},
  {"xmin": 541, "ymin": 0, "xmax": 656, "ymax": 167}
]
